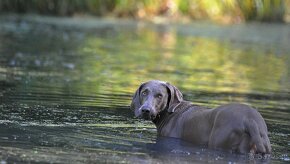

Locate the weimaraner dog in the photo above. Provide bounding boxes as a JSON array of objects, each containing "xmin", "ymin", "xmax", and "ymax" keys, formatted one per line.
[{"xmin": 131, "ymin": 80, "xmax": 271, "ymax": 154}]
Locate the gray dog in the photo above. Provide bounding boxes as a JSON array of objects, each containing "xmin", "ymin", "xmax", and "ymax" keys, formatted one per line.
[{"xmin": 130, "ymin": 80, "xmax": 271, "ymax": 154}]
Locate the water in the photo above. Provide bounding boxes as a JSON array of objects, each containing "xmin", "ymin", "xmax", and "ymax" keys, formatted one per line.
[{"xmin": 0, "ymin": 15, "xmax": 289, "ymax": 163}]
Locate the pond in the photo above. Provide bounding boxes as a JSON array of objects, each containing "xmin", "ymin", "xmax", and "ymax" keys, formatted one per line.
[{"xmin": 0, "ymin": 15, "xmax": 289, "ymax": 163}]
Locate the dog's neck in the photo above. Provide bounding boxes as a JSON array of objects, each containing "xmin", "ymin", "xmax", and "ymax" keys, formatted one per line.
[
  {"xmin": 152, "ymin": 102, "xmax": 180, "ymax": 126},
  {"xmin": 152, "ymin": 110, "xmax": 170, "ymax": 133},
  {"xmin": 152, "ymin": 110, "xmax": 168, "ymax": 125},
  {"xmin": 152, "ymin": 101, "xmax": 189, "ymax": 131},
  {"xmin": 152, "ymin": 101, "xmax": 200, "ymax": 133}
]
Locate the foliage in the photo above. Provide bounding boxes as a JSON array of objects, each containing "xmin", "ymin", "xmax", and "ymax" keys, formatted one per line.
[{"xmin": 0, "ymin": 0, "xmax": 288, "ymax": 23}]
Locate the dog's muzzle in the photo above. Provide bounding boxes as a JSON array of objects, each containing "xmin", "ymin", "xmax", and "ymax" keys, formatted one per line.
[{"xmin": 140, "ymin": 106, "xmax": 154, "ymax": 120}]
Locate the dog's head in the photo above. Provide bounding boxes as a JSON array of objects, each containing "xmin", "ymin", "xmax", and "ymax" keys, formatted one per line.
[{"xmin": 130, "ymin": 80, "xmax": 183, "ymax": 120}]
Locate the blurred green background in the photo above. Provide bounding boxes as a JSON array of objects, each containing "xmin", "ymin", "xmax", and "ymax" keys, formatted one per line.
[{"xmin": 0, "ymin": 0, "xmax": 290, "ymax": 23}]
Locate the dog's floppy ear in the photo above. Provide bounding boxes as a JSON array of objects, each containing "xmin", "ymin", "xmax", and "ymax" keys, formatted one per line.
[
  {"xmin": 130, "ymin": 83, "xmax": 145, "ymax": 112},
  {"xmin": 164, "ymin": 82, "xmax": 183, "ymax": 112}
]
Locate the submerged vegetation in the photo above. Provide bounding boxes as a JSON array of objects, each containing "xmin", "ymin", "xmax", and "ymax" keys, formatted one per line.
[{"xmin": 0, "ymin": 0, "xmax": 289, "ymax": 23}]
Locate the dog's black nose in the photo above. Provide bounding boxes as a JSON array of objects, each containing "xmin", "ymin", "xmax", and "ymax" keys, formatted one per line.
[{"xmin": 142, "ymin": 108, "xmax": 150, "ymax": 114}]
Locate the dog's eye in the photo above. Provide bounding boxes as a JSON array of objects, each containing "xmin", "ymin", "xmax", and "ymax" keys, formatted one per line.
[
  {"xmin": 141, "ymin": 91, "xmax": 148, "ymax": 96},
  {"xmin": 156, "ymin": 94, "xmax": 163, "ymax": 99}
]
